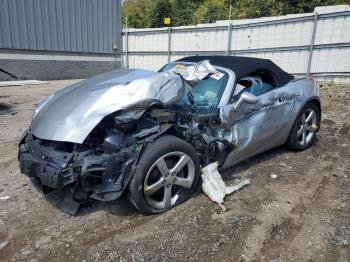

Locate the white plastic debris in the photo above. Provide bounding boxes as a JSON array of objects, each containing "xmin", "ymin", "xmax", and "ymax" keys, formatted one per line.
[
  {"xmin": 0, "ymin": 195, "xmax": 10, "ymax": 200},
  {"xmin": 201, "ymin": 162, "xmax": 250, "ymax": 207},
  {"xmin": 0, "ymin": 80, "xmax": 48, "ymax": 87},
  {"xmin": 270, "ymin": 173, "xmax": 278, "ymax": 179},
  {"xmin": 279, "ymin": 162, "xmax": 287, "ymax": 168}
]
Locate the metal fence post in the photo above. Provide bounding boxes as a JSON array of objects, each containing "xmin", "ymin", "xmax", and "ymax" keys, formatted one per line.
[
  {"xmin": 125, "ymin": 16, "xmax": 129, "ymax": 68},
  {"xmin": 167, "ymin": 27, "xmax": 172, "ymax": 63},
  {"xmin": 306, "ymin": 12, "xmax": 318, "ymax": 77},
  {"xmin": 226, "ymin": 22, "xmax": 232, "ymax": 56}
]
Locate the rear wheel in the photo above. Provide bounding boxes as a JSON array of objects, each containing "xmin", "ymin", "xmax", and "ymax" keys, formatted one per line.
[
  {"xmin": 286, "ymin": 102, "xmax": 320, "ymax": 151},
  {"xmin": 128, "ymin": 135, "xmax": 201, "ymax": 214}
]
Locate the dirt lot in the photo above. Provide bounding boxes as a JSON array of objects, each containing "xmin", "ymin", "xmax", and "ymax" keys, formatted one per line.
[{"xmin": 0, "ymin": 80, "xmax": 349, "ymax": 262}]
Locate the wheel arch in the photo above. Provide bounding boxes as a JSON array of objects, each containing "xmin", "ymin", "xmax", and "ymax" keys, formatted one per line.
[
  {"xmin": 310, "ymin": 97, "xmax": 321, "ymax": 115},
  {"xmin": 144, "ymin": 124, "xmax": 186, "ymax": 143},
  {"xmin": 296, "ymin": 96, "xmax": 321, "ymax": 122},
  {"xmin": 284, "ymin": 96, "xmax": 321, "ymax": 144},
  {"xmin": 130, "ymin": 125, "xmax": 188, "ymax": 182}
]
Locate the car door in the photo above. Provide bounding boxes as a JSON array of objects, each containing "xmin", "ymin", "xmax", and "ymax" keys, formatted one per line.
[{"xmin": 222, "ymin": 78, "xmax": 295, "ymax": 168}]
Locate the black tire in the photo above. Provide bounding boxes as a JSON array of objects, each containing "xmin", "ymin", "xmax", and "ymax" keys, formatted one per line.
[
  {"xmin": 286, "ymin": 102, "xmax": 320, "ymax": 151},
  {"xmin": 128, "ymin": 135, "xmax": 201, "ymax": 214}
]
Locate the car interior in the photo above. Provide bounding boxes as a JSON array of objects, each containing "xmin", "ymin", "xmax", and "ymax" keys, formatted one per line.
[
  {"xmin": 231, "ymin": 69, "xmax": 278, "ymax": 103},
  {"xmin": 189, "ymin": 70, "xmax": 228, "ymax": 107}
]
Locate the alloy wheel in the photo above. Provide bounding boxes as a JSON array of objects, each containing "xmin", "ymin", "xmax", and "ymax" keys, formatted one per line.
[
  {"xmin": 143, "ymin": 151, "xmax": 195, "ymax": 209},
  {"xmin": 297, "ymin": 108, "xmax": 318, "ymax": 146}
]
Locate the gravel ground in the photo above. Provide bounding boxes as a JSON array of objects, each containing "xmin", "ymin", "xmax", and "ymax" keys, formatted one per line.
[{"xmin": 0, "ymin": 80, "xmax": 349, "ymax": 262}]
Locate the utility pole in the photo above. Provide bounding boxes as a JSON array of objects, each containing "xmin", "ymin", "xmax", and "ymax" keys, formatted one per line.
[
  {"xmin": 306, "ymin": 12, "xmax": 318, "ymax": 77},
  {"xmin": 125, "ymin": 16, "xmax": 129, "ymax": 68},
  {"xmin": 226, "ymin": 1, "xmax": 233, "ymax": 56},
  {"xmin": 164, "ymin": 17, "xmax": 172, "ymax": 63}
]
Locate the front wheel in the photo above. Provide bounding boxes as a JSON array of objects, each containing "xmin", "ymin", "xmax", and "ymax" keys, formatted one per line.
[
  {"xmin": 286, "ymin": 102, "xmax": 320, "ymax": 151},
  {"xmin": 128, "ymin": 135, "xmax": 201, "ymax": 214}
]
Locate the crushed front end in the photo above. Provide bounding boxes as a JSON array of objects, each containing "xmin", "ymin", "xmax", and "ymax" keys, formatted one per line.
[
  {"xmin": 18, "ymin": 129, "xmax": 142, "ymax": 214},
  {"xmin": 17, "ymin": 60, "xmax": 235, "ymax": 214},
  {"xmin": 18, "ymin": 105, "xmax": 236, "ymax": 214}
]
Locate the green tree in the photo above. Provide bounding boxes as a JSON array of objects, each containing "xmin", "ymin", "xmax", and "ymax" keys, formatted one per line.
[
  {"xmin": 194, "ymin": 0, "xmax": 229, "ymax": 24},
  {"xmin": 294, "ymin": 0, "xmax": 350, "ymax": 13},
  {"xmin": 170, "ymin": 0, "xmax": 199, "ymax": 26},
  {"xmin": 123, "ymin": 0, "xmax": 148, "ymax": 28},
  {"xmin": 231, "ymin": 0, "xmax": 294, "ymax": 19},
  {"xmin": 145, "ymin": 0, "xmax": 172, "ymax": 28},
  {"xmin": 122, "ymin": 0, "xmax": 350, "ymax": 28}
]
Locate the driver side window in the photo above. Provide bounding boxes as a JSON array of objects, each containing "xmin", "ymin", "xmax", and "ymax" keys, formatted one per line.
[{"xmin": 230, "ymin": 70, "xmax": 277, "ymax": 103}]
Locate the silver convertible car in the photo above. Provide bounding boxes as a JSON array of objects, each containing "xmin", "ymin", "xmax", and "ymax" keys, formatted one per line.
[{"xmin": 18, "ymin": 56, "xmax": 321, "ymax": 214}]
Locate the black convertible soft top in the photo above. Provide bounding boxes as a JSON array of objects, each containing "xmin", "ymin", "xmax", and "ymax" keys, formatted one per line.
[{"xmin": 176, "ymin": 55, "xmax": 294, "ymax": 87}]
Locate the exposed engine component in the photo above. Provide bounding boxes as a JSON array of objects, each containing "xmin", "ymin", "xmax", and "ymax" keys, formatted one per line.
[{"xmin": 102, "ymin": 128, "xmax": 136, "ymax": 154}]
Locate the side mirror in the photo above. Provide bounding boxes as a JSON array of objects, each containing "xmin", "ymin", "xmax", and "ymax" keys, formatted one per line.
[{"xmin": 233, "ymin": 92, "xmax": 259, "ymax": 111}]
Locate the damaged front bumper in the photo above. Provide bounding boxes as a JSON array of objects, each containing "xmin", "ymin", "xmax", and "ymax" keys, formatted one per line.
[
  {"xmin": 18, "ymin": 132, "xmax": 140, "ymax": 214},
  {"xmin": 19, "ymin": 136, "xmax": 76, "ymax": 189}
]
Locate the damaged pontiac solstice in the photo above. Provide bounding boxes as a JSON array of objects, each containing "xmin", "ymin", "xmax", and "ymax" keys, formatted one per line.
[{"xmin": 18, "ymin": 56, "xmax": 321, "ymax": 214}]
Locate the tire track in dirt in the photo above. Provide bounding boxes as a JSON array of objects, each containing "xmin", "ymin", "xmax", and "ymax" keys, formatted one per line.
[
  {"xmin": 240, "ymin": 98, "xmax": 350, "ymax": 261},
  {"xmin": 240, "ymin": 158, "xmax": 336, "ymax": 261}
]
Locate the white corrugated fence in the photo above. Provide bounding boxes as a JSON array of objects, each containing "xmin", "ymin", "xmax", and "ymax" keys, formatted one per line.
[{"xmin": 122, "ymin": 5, "xmax": 350, "ymax": 83}]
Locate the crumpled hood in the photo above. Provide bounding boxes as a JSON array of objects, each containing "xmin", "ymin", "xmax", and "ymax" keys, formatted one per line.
[
  {"xmin": 31, "ymin": 61, "xmax": 217, "ymax": 144},
  {"xmin": 31, "ymin": 69, "xmax": 156, "ymax": 143},
  {"xmin": 31, "ymin": 70, "xmax": 161, "ymax": 143}
]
